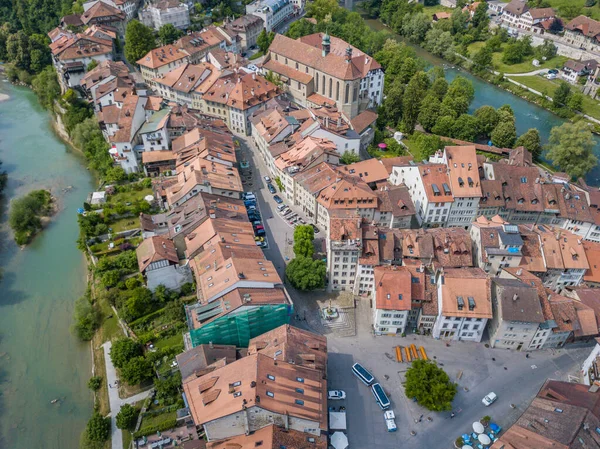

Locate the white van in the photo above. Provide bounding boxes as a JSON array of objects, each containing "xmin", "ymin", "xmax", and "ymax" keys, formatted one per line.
[{"xmin": 482, "ymin": 392, "xmax": 498, "ymax": 406}]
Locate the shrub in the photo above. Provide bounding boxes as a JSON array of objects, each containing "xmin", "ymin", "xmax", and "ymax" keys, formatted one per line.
[{"xmin": 87, "ymin": 376, "xmax": 102, "ymax": 391}]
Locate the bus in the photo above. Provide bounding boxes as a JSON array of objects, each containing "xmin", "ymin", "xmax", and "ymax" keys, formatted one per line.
[
  {"xmin": 352, "ymin": 363, "xmax": 375, "ymax": 386},
  {"xmin": 371, "ymin": 383, "xmax": 391, "ymax": 410}
]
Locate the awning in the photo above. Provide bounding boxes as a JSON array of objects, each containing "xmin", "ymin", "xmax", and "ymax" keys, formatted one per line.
[
  {"xmin": 329, "ymin": 411, "xmax": 347, "ymax": 430},
  {"xmin": 331, "ymin": 431, "xmax": 349, "ymax": 449}
]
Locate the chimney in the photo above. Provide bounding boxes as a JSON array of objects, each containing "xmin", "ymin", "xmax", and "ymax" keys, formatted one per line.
[
  {"xmin": 321, "ymin": 32, "xmax": 330, "ymax": 57},
  {"xmin": 516, "ymin": 268, "xmax": 523, "ymax": 276},
  {"xmin": 513, "ymin": 294, "xmax": 519, "ymax": 301},
  {"xmin": 209, "ymin": 341, "xmax": 213, "ymax": 348}
]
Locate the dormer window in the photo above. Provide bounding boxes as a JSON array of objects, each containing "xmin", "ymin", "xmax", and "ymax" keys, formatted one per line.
[{"xmin": 458, "ymin": 177, "xmax": 464, "ymax": 187}]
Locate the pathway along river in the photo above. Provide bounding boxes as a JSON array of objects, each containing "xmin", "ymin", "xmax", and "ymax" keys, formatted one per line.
[
  {"xmin": 364, "ymin": 17, "xmax": 600, "ymax": 186},
  {"xmin": 0, "ymin": 81, "xmax": 93, "ymax": 448}
]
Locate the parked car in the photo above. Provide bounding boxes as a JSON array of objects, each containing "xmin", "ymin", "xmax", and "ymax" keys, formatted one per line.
[
  {"xmin": 254, "ymin": 236, "xmax": 264, "ymax": 242},
  {"xmin": 254, "ymin": 224, "xmax": 265, "ymax": 231},
  {"xmin": 253, "ymin": 220, "xmax": 262, "ymax": 226},
  {"xmin": 277, "ymin": 204, "xmax": 287, "ymax": 211},
  {"xmin": 311, "ymin": 224, "xmax": 320, "ymax": 234},
  {"xmin": 546, "ymin": 73, "xmax": 557, "ymax": 80},
  {"xmin": 482, "ymin": 392, "xmax": 498, "ymax": 406},
  {"xmin": 548, "ymin": 69, "xmax": 559, "ymax": 74},
  {"xmin": 273, "ymin": 195, "xmax": 283, "ymax": 204},
  {"xmin": 243, "ymin": 192, "xmax": 256, "ymax": 200},
  {"xmin": 257, "ymin": 241, "xmax": 267, "ymax": 248},
  {"xmin": 264, "ymin": 175, "xmax": 271, "ymax": 183},
  {"xmin": 384, "ymin": 411, "xmax": 397, "ymax": 432},
  {"xmin": 328, "ymin": 390, "xmax": 346, "ymax": 400},
  {"xmin": 298, "ymin": 218, "xmax": 306, "ymax": 224},
  {"xmin": 267, "ymin": 183, "xmax": 276, "ymax": 194}
]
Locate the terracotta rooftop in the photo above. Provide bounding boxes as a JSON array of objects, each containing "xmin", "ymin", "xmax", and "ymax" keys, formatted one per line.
[
  {"xmin": 517, "ymin": 225, "xmax": 546, "ymax": 273},
  {"xmin": 293, "ymin": 162, "xmax": 339, "ymax": 196},
  {"xmin": 504, "ymin": 0, "xmax": 529, "ymax": 16},
  {"xmin": 154, "ymin": 62, "xmax": 220, "ymax": 95},
  {"xmin": 533, "ymin": 225, "xmax": 589, "ymax": 271},
  {"xmin": 317, "ymin": 176, "xmax": 377, "ymax": 210},
  {"xmin": 375, "ymin": 182, "xmax": 415, "ymax": 218},
  {"xmin": 350, "ymin": 109, "xmax": 378, "ymax": 134},
  {"xmin": 374, "ymin": 266, "xmax": 412, "ymax": 311},
  {"xmin": 51, "ymin": 34, "xmax": 112, "ymax": 61},
  {"xmin": 141, "ymin": 150, "xmax": 177, "ymax": 164},
  {"xmin": 176, "ymin": 344, "xmax": 237, "ymax": 384},
  {"xmin": 339, "ymin": 159, "xmax": 389, "ymax": 184},
  {"xmin": 136, "ymin": 235, "xmax": 179, "ymax": 272},
  {"xmin": 275, "ymin": 136, "xmax": 338, "ymax": 174},
  {"xmin": 439, "ymin": 268, "xmax": 492, "ymax": 319},
  {"xmin": 443, "ymin": 146, "xmax": 482, "ymax": 198},
  {"xmin": 263, "ymin": 58, "xmax": 314, "ymax": 84},
  {"xmin": 80, "ymin": 60, "xmax": 130, "ymax": 90},
  {"xmin": 379, "ymin": 156, "xmax": 414, "ymax": 175},
  {"xmin": 566, "ymin": 15, "xmax": 600, "ymax": 39},
  {"xmin": 418, "ymin": 163, "xmax": 454, "ymax": 203},
  {"xmin": 81, "ymin": 1, "xmax": 125, "ymax": 24},
  {"xmin": 184, "ymin": 217, "xmax": 255, "ymax": 259},
  {"xmin": 183, "ymin": 353, "xmax": 327, "ymax": 430},
  {"xmin": 479, "ymin": 179, "xmax": 505, "ymax": 208},
  {"xmin": 328, "ymin": 214, "xmax": 361, "ymax": 242},
  {"xmin": 493, "ymin": 277, "xmax": 544, "ymax": 323},
  {"xmin": 584, "ymin": 241, "xmax": 600, "ymax": 284},
  {"xmin": 137, "ymin": 44, "xmax": 189, "ymax": 69},
  {"xmin": 248, "ymin": 324, "xmax": 328, "ymax": 373},
  {"xmin": 490, "ymin": 163, "xmax": 544, "ymax": 213},
  {"xmin": 204, "ymin": 72, "xmax": 280, "ymax": 111},
  {"xmin": 207, "ymin": 425, "xmax": 327, "ymax": 449}
]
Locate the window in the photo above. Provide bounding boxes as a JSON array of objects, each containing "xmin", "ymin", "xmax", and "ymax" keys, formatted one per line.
[
  {"xmin": 295, "ymin": 399, "xmax": 304, "ymax": 405},
  {"xmin": 296, "ymin": 377, "xmax": 304, "ymax": 383},
  {"xmin": 266, "ymin": 391, "xmax": 274, "ymax": 397},
  {"xmin": 232, "ymin": 381, "xmax": 241, "ymax": 387},
  {"xmin": 296, "ymin": 388, "xmax": 304, "ymax": 394},
  {"xmin": 234, "ymin": 391, "xmax": 242, "ymax": 397},
  {"xmin": 267, "ymin": 374, "xmax": 275, "ymax": 381}
]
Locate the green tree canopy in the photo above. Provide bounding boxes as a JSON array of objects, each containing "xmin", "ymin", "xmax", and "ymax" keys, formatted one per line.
[
  {"xmin": 116, "ymin": 404, "xmax": 139, "ymax": 430},
  {"xmin": 491, "ymin": 121, "xmax": 517, "ymax": 148},
  {"xmin": 474, "ymin": 105, "xmax": 499, "ymax": 136},
  {"xmin": 110, "ymin": 338, "xmax": 143, "ymax": 369},
  {"xmin": 452, "ymin": 114, "xmax": 479, "ymax": 141},
  {"xmin": 546, "ymin": 121, "xmax": 598, "ymax": 179},
  {"xmin": 293, "ymin": 224, "xmax": 315, "ymax": 258},
  {"xmin": 257, "ymin": 28, "xmax": 275, "ymax": 53},
  {"xmin": 340, "ymin": 150, "xmax": 360, "ymax": 164},
  {"xmin": 431, "ymin": 115, "xmax": 455, "ymax": 137},
  {"xmin": 417, "ymin": 93, "xmax": 441, "ymax": 132},
  {"xmin": 553, "ymin": 81, "xmax": 571, "ymax": 108},
  {"xmin": 405, "ymin": 360, "xmax": 457, "ymax": 411},
  {"xmin": 124, "ymin": 20, "xmax": 156, "ymax": 63},
  {"xmin": 306, "ymin": 0, "xmax": 338, "ymax": 22},
  {"xmin": 86, "ymin": 412, "xmax": 110, "ymax": 442},
  {"xmin": 72, "ymin": 294, "xmax": 101, "ymax": 340},
  {"xmin": 121, "ymin": 356, "xmax": 154, "ymax": 385},
  {"xmin": 515, "ymin": 128, "xmax": 542, "ymax": 159},
  {"xmin": 88, "ymin": 376, "xmax": 102, "ymax": 391},
  {"xmin": 497, "ymin": 104, "xmax": 515, "ymax": 123},
  {"xmin": 401, "ymin": 71, "xmax": 430, "ymax": 133},
  {"xmin": 158, "ymin": 23, "xmax": 183, "ymax": 45},
  {"xmin": 286, "ymin": 256, "xmax": 326, "ymax": 290}
]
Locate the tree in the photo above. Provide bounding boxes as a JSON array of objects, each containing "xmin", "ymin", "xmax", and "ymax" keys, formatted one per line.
[
  {"xmin": 546, "ymin": 121, "xmax": 598, "ymax": 179},
  {"xmin": 440, "ymin": 76, "xmax": 474, "ymax": 118},
  {"xmin": 401, "ymin": 71, "xmax": 430, "ymax": 133},
  {"xmin": 537, "ymin": 39, "xmax": 557, "ymax": 59},
  {"xmin": 110, "ymin": 338, "xmax": 143, "ymax": 369},
  {"xmin": 474, "ymin": 105, "xmax": 499, "ymax": 136},
  {"xmin": 549, "ymin": 18, "xmax": 563, "ymax": 34},
  {"xmin": 491, "ymin": 121, "xmax": 517, "ymax": 148},
  {"xmin": 472, "ymin": 46, "xmax": 493, "ymax": 72},
  {"xmin": 568, "ymin": 92, "xmax": 584, "ymax": 112},
  {"xmin": 286, "ymin": 18, "xmax": 316, "ymax": 39},
  {"xmin": 86, "ymin": 412, "xmax": 110, "ymax": 442},
  {"xmin": 405, "ymin": 360, "xmax": 457, "ymax": 411},
  {"xmin": 559, "ymin": 4, "xmax": 582, "ymax": 20},
  {"xmin": 158, "ymin": 23, "xmax": 183, "ymax": 45},
  {"xmin": 124, "ymin": 20, "xmax": 156, "ymax": 63},
  {"xmin": 402, "ymin": 12, "xmax": 430, "ymax": 44},
  {"xmin": 502, "ymin": 41, "xmax": 524, "ymax": 64},
  {"xmin": 553, "ymin": 81, "xmax": 571, "ymax": 108},
  {"xmin": 257, "ymin": 28, "xmax": 275, "ymax": 53},
  {"xmin": 431, "ymin": 115, "xmax": 455, "ymax": 137},
  {"xmin": 515, "ymin": 128, "xmax": 542, "ymax": 159},
  {"xmin": 154, "ymin": 372, "xmax": 182, "ymax": 404},
  {"xmin": 293, "ymin": 224, "xmax": 315, "ymax": 258},
  {"xmin": 88, "ymin": 376, "xmax": 102, "ymax": 391},
  {"xmin": 286, "ymin": 256, "xmax": 326, "ymax": 290},
  {"xmin": 72, "ymin": 295, "xmax": 101, "ymax": 340},
  {"xmin": 120, "ymin": 356, "xmax": 154, "ymax": 385},
  {"xmin": 451, "ymin": 114, "xmax": 479, "ymax": 141},
  {"xmin": 417, "ymin": 93, "xmax": 441, "ymax": 132},
  {"xmin": 87, "ymin": 59, "xmax": 98, "ymax": 71},
  {"xmin": 9, "ymin": 189, "xmax": 52, "ymax": 244},
  {"xmin": 340, "ymin": 150, "xmax": 360, "ymax": 164},
  {"xmin": 116, "ymin": 404, "xmax": 138, "ymax": 430},
  {"xmin": 380, "ymin": 78, "xmax": 404, "ymax": 126},
  {"xmin": 124, "ymin": 287, "xmax": 153, "ymax": 321},
  {"xmin": 471, "ymin": 1, "xmax": 489, "ymax": 29},
  {"xmin": 306, "ymin": 0, "xmax": 339, "ymax": 22},
  {"xmin": 430, "ymin": 77, "xmax": 448, "ymax": 101},
  {"xmin": 497, "ymin": 104, "xmax": 515, "ymax": 123},
  {"xmin": 413, "ymin": 133, "xmax": 444, "ymax": 160},
  {"xmin": 423, "ymin": 28, "xmax": 454, "ymax": 59}
]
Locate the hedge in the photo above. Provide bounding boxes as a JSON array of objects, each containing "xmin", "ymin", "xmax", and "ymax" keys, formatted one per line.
[{"xmin": 133, "ymin": 419, "xmax": 178, "ymax": 438}]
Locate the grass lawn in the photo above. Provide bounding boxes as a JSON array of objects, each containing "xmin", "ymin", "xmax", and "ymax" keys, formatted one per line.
[
  {"xmin": 422, "ymin": 4, "xmax": 454, "ymax": 18},
  {"xmin": 139, "ymin": 411, "xmax": 177, "ymax": 430},
  {"xmin": 154, "ymin": 333, "xmax": 184, "ymax": 351},
  {"xmin": 544, "ymin": 0, "xmax": 600, "ymax": 21},
  {"xmin": 509, "ymin": 75, "xmax": 600, "ymax": 120},
  {"xmin": 467, "ymin": 42, "xmax": 567, "ymax": 74},
  {"xmin": 122, "ymin": 430, "xmax": 133, "ymax": 449},
  {"xmin": 108, "ymin": 188, "xmax": 152, "ymax": 205},
  {"xmin": 109, "ymin": 216, "xmax": 140, "ymax": 233}
]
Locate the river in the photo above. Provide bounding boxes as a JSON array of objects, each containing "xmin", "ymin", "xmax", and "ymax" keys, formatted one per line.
[
  {"xmin": 364, "ymin": 17, "xmax": 600, "ymax": 186},
  {"xmin": 0, "ymin": 81, "xmax": 93, "ymax": 448}
]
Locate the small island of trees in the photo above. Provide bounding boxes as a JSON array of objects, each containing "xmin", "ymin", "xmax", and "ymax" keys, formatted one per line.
[{"xmin": 9, "ymin": 189, "xmax": 54, "ymax": 245}]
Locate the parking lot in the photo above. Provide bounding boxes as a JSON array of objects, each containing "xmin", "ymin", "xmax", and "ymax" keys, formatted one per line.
[
  {"xmin": 236, "ymin": 136, "xmax": 594, "ymax": 448},
  {"xmin": 325, "ymin": 301, "xmax": 593, "ymax": 448}
]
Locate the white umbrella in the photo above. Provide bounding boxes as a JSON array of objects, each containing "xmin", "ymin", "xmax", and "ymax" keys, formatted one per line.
[
  {"xmin": 473, "ymin": 421, "xmax": 485, "ymax": 434},
  {"xmin": 144, "ymin": 195, "xmax": 154, "ymax": 202},
  {"xmin": 478, "ymin": 433, "xmax": 492, "ymax": 446},
  {"xmin": 330, "ymin": 431, "xmax": 349, "ymax": 449},
  {"xmin": 462, "ymin": 446, "xmax": 474, "ymax": 449}
]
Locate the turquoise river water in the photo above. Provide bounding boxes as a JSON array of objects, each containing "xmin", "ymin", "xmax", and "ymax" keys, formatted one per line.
[{"xmin": 0, "ymin": 81, "xmax": 93, "ymax": 449}]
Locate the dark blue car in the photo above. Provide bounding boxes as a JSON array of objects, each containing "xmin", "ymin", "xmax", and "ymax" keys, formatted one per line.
[
  {"xmin": 273, "ymin": 195, "xmax": 283, "ymax": 204},
  {"xmin": 267, "ymin": 183, "xmax": 276, "ymax": 194}
]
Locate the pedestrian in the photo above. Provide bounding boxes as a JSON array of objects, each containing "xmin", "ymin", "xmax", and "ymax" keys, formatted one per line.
[
  {"xmin": 526, "ymin": 353, "xmax": 530, "ymax": 358},
  {"xmin": 419, "ymin": 414, "xmax": 423, "ymax": 422},
  {"xmin": 450, "ymin": 412, "xmax": 455, "ymax": 419}
]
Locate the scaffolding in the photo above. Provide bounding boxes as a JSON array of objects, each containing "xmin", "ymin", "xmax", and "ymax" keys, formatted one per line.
[{"xmin": 189, "ymin": 304, "xmax": 293, "ymax": 348}]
